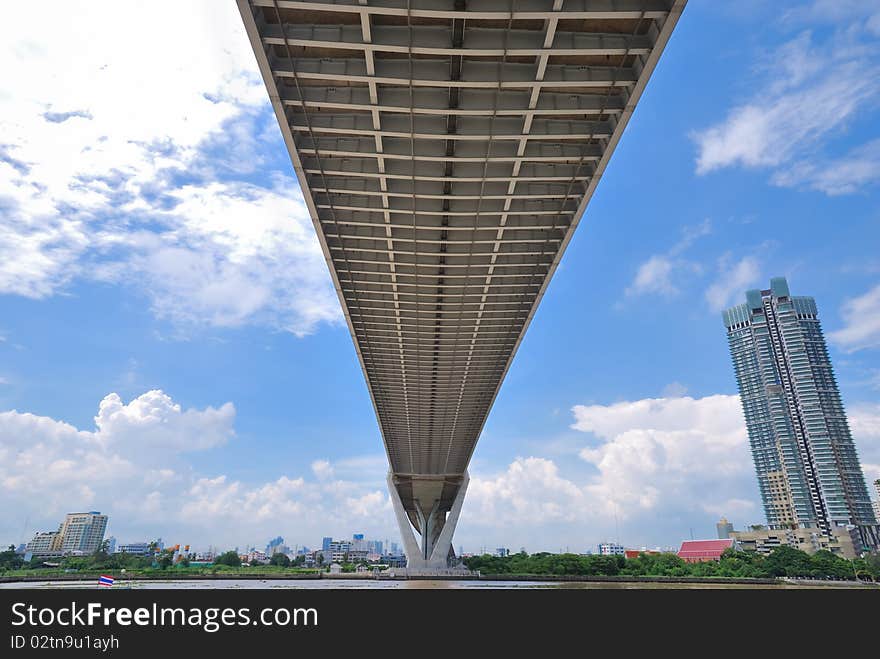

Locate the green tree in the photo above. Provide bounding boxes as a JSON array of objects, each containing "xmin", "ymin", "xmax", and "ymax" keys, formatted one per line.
[
  {"xmin": 764, "ymin": 545, "xmax": 812, "ymax": 577},
  {"xmin": 269, "ymin": 553, "xmax": 291, "ymax": 567},
  {"xmin": 0, "ymin": 545, "xmax": 24, "ymax": 570},
  {"xmin": 214, "ymin": 551, "xmax": 242, "ymax": 567}
]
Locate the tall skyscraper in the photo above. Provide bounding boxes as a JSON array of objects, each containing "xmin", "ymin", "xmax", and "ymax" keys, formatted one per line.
[{"xmin": 723, "ymin": 277, "xmax": 878, "ymax": 552}]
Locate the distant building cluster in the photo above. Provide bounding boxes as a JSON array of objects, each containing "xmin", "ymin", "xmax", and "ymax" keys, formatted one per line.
[{"xmin": 230, "ymin": 533, "xmax": 406, "ymax": 570}]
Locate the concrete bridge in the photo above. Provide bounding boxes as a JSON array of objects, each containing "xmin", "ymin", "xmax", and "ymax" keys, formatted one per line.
[{"xmin": 238, "ymin": 0, "xmax": 685, "ymax": 568}]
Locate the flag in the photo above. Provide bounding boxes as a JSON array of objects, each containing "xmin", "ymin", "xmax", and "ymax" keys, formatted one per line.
[{"xmin": 98, "ymin": 575, "xmax": 114, "ymax": 588}]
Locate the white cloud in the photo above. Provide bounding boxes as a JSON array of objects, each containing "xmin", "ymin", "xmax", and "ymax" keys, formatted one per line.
[
  {"xmin": 624, "ymin": 220, "xmax": 710, "ymax": 299},
  {"xmin": 792, "ymin": 1, "xmax": 880, "ymax": 25},
  {"xmin": 462, "ymin": 395, "xmax": 758, "ymax": 549},
  {"xmin": 705, "ymin": 255, "xmax": 761, "ymax": 312},
  {"xmin": 311, "ymin": 460, "xmax": 334, "ymax": 481},
  {"xmin": 772, "ymin": 138, "xmax": 880, "ymax": 195},
  {"xmin": 572, "ymin": 395, "xmax": 754, "ymax": 524},
  {"xmin": 0, "ymin": 1, "xmax": 339, "ymax": 336},
  {"xmin": 3, "ymin": 390, "xmax": 876, "ymax": 552},
  {"xmin": 93, "ymin": 390, "xmax": 235, "ymax": 454},
  {"xmin": 0, "ymin": 391, "xmax": 395, "ymax": 549},
  {"xmin": 693, "ymin": 29, "xmax": 880, "ymax": 194},
  {"xmin": 626, "ymin": 255, "xmax": 677, "ymax": 297},
  {"xmin": 828, "ymin": 283, "xmax": 880, "ymax": 352},
  {"xmin": 848, "ymin": 402, "xmax": 880, "ymax": 484},
  {"xmin": 467, "ymin": 457, "xmax": 588, "ymax": 527}
]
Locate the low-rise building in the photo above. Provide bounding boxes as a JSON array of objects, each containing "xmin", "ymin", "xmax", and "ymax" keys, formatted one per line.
[
  {"xmin": 677, "ymin": 539, "xmax": 734, "ymax": 562},
  {"xmin": 598, "ymin": 543, "xmax": 625, "ymax": 556},
  {"xmin": 25, "ymin": 531, "xmax": 62, "ymax": 558},
  {"xmin": 623, "ymin": 549, "xmax": 661, "ymax": 560},
  {"xmin": 116, "ymin": 542, "xmax": 152, "ymax": 556},
  {"xmin": 731, "ymin": 525, "xmax": 860, "ymax": 560}
]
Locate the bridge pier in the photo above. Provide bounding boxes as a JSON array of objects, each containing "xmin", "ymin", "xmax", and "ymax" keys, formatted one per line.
[{"xmin": 388, "ymin": 472, "xmax": 469, "ymax": 571}]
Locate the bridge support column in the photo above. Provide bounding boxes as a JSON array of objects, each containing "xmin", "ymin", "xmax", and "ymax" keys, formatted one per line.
[{"xmin": 387, "ymin": 472, "xmax": 469, "ymax": 571}]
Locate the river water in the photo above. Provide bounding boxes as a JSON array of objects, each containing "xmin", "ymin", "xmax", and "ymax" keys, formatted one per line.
[{"xmin": 0, "ymin": 579, "xmax": 815, "ymax": 589}]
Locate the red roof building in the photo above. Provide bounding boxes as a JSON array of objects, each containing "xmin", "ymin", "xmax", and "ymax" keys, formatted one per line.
[
  {"xmin": 677, "ymin": 539, "xmax": 734, "ymax": 563},
  {"xmin": 624, "ymin": 549, "xmax": 661, "ymax": 559}
]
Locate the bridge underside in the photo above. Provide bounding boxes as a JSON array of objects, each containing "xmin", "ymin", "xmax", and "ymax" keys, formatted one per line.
[{"xmin": 238, "ymin": 0, "xmax": 684, "ymax": 567}]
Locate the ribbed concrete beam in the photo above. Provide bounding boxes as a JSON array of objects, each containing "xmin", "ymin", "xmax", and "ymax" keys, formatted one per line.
[{"xmin": 238, "ymin": 0, "xmax": 686, "ymax": 567}]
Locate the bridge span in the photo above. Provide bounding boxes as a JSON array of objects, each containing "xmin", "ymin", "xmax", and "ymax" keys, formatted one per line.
[{"xmin": 238, "ymin": 0, "xmax": 685, "ymax": 568}]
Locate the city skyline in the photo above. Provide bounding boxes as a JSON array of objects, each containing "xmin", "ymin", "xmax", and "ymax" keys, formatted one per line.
[{"xmin": 1, "ymin": 1, "xmax": 880, "ymax": 553}]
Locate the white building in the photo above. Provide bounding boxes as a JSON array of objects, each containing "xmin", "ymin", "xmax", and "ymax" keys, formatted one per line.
[
  {"xmin": 58, "ymin": 512, "xmax": 108, "ymax": 554},
  {"xmin": 598, "ymin": 543, "xmax": 625, "ymax": 556},
  {"xmin": 117, "ymin": 542, "xmax": 152, "ymax": 556},
  {"xmin": 25, "ymin": 511, "xmax": 108, "ymax": 557},
  {"xmin": 25, "ymin": 531, "xmax": 61, "ymax": 557}
]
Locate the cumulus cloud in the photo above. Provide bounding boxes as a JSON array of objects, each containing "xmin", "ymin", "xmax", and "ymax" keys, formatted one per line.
[
  {"xmin": 93, "ymin": 390, "xmax": 235, "ymax": 454},
  {"xmin": 468, "ymin": 457, "xmax": 587, "ymax": 525},
  {"xmin": 573, "ymin": 395, "xmax": 755, "ymax": 519},
  {"xmin": 0, "ymin": 390, "xmax": 395, "ymax": 549},
  {"xmin": 0, "ymin": 1, "xmax": 339, "ymax": 336},
  {"xmin": 462, "ymin": 395, "xmax": 759, "ymax": 549},
  {"xmin": 693, "ymin": 28, "xmax": 880, "ymax": 195},
  {"xmin": 829, "ymin": 283, "xmax": 880, "ymax": 352},
  {"xmin": 3, "ymin": 391, "xmax": 876, "ymax": 552}
]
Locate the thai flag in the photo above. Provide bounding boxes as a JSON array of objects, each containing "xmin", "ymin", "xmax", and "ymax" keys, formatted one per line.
[{"xmin": 98, "ymin": 575, "xmax": 114, "ymax": 588}]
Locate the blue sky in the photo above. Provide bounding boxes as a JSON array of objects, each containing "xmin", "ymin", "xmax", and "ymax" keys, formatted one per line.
[{"xmin": 1, "ymin": 1, "xmax": 879, "ymax": 554}]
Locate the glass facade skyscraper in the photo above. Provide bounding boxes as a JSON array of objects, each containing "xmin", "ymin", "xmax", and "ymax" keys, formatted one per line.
[{"xmin": 723, "ymin": 277, "xmax": 878, "ymax": 552}]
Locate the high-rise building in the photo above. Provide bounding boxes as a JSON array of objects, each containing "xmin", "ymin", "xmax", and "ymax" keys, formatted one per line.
[
  {"xmin": 25, "ymin": 511, "xmax": 109, "ymax": 557},
  {"xmin": 874, "ymin": 480, "xmax": 880, "ymax": 521},
  {"xmin": 723, "ymin": 277, "xmax": 879, "ymax": 552},
  {"xmin": 321, "ymin": 537, "xmax": 332, "ymax": 551},
  {"xmin": 716, "ymin": 517, "xmax": 734, "ymax": 539},
  {"xmin": 57, "ymin": 512, "xmax": 108, "ymax": 554},
  {"xmin": 265, "ymin": 536, "xmax": 284, "ymax": 555}
]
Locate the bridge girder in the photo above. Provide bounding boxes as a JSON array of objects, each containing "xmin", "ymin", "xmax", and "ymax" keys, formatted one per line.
[{"xmin": 238, "ymin": 0, "xmax": 686, "ymax": 567}]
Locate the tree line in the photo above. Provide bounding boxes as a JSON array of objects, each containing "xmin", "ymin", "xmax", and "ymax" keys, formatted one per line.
[{"xmin": 463, "ymin": 546, "xmax": 880, "ymax": 581}]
